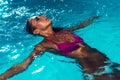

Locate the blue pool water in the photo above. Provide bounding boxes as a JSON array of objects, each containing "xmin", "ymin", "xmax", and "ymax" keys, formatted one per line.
[{"xmin": 0, "ymin": 0, "xmax": 120, "ymax": 80}]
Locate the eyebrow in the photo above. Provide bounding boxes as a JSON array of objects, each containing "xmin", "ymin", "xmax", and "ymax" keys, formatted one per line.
[{"xmin": 31, "ymin": 16, "xmax": 36, "ymax": 19}]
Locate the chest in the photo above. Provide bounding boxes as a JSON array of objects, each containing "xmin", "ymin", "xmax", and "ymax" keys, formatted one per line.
[
  {"xmin": 45, "ymin": 33, "xmax": 75, "ymax": 50},
  {"xmin": 47, "ymin": 34, "xmax": 83, "ymax": 53},
  {"xmin": 52, "ymin": 33, "xmax": 75, "ymax": 44}
]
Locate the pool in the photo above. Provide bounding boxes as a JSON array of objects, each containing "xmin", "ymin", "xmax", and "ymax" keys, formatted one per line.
[{"xmin": 0, "ymin": 0, "xmax": 120, "ymax": 80}]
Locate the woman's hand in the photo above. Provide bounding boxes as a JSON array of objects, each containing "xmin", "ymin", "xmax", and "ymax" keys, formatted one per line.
[
  {"xmin": 0, "ymin": 43, "xmax": 46, "ymax": 80},
  {"xmin": 80, "ymin": 15, "xmax": 99, "ymax": 27},
  {"xmin": 90, "ymin": 16, "xmax": 99, "ymax": 20},
  {"xmin": 65, "ymin": 15, "xmax": 99, "ymax": 32}
]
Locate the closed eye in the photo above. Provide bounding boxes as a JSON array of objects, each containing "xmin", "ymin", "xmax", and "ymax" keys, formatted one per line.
[{"xmin": 35, "ymin": 17, "xmax": 40, "ymax": 21}]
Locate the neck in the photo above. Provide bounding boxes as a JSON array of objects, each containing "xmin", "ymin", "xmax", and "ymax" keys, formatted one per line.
[{"xmin": 39, "ymin": 25, "xmax": 56, "ymax": 38}]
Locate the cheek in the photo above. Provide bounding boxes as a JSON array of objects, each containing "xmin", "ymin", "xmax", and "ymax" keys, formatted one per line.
[
  {"xmin": 39, "ymin": 21, "xmax": 47, "ymax": 26},
  {"xmin": 40, "ymin": 21, "xmax": 51, "ymax": 27},
  {"xmin": 36, "ymin": 22, "xmax": 47, "ymax": 30}
]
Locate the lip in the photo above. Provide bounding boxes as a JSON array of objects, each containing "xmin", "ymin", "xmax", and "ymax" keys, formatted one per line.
[
  {"xmin": 43, "ymin": 16, "xmax": 48, "ymax": 20},
  {"xmin": 44, "ymin": 17, "xmax": 50, "ymax": 21},
  {"xmin": 46, "ymin": 18, "xmax": 49, "ymax": 21}
]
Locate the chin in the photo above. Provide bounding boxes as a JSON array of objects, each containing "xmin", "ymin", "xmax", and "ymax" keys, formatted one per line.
[
  {"xmin": 49, "ymin": 20, "xmax": 52, "ymax": 24},
  {"xmin": 48, "ymin": 20, "xmax": 52, "ymax": 25}
]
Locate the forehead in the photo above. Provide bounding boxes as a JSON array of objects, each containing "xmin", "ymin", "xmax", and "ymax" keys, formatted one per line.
[{"xmin": 28, "ymin": 17, "xmax": 36, "ymax": 24}]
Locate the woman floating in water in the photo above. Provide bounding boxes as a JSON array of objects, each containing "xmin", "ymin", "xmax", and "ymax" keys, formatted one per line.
[{"xmin": 0, "ymin": 15, "xmax": 120, "ymax": 80}]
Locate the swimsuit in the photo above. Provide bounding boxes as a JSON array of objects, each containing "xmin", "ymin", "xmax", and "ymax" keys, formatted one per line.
[{"xmin": 47, "ymin": 31, "xmax": 84, "ymax": 56}]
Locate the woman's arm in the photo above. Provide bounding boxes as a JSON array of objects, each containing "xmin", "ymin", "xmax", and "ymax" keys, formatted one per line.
[
  {"xmin": 0, "ymin": 43, "xmax": 46, "ymax": 80},
  {"xmin": 66, "ymin": 16, "xmax": 99, "ymax": 32}
]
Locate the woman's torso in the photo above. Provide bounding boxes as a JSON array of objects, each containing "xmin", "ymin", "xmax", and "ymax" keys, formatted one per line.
[
  {"xmin": 38, "ymin": 31, "xmax": 120, "ymax": 80},
  {"xmin": 43, "ymin": 30, "xmax": 89, "ymax": 59}
]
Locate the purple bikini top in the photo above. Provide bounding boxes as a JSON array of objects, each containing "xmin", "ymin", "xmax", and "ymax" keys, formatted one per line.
[{"xmin": 47, "ymin": 31, "xmax": 84, "ymax": 56}]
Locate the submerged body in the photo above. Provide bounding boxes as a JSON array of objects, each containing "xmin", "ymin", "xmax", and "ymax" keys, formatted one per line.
[{"xmin": 0, "ymin": 15, "xmax": 120, "ymax": 80}]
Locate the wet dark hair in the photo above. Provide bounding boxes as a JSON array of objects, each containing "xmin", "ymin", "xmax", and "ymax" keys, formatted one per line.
[{"xmin": 26, "ymin": 20, "xmax": 36, "ymax": 34}]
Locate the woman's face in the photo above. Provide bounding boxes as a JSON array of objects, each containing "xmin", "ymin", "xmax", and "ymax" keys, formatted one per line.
[{"xmin": 29, "ymin": 15, "xmax": 52, "ymax": 30}]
